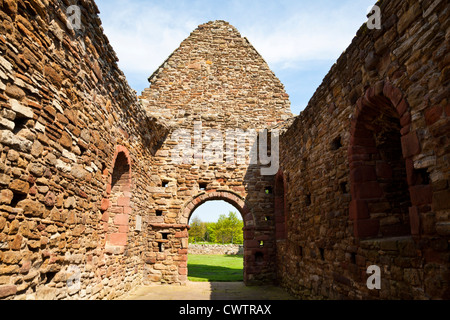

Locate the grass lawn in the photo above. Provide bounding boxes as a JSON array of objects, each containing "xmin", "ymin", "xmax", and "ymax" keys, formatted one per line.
[{"xmin": 188, "ymin": 255, "xmax": 244, "ymax": 282}]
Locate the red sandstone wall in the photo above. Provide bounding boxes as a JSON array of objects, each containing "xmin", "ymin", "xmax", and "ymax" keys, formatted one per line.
[
  {"xmin": 0, "ymin": 0, "xmax": 166, "ymax": 299},
  {"xmin": 140, "ymin": 20, "xmax": 293, "ymax": 285},
  {"xmin": 279, "ymin": 0, "xmax": 449, "ymax": 299},
  {"xmin": 1, "ymin": 0, "xmax": 448, "ymax": 301}
]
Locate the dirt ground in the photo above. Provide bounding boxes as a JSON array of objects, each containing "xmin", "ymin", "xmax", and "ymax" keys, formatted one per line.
[{"xmin": 118, "ymin": 282, "xmax": 298, "ymax": 300}]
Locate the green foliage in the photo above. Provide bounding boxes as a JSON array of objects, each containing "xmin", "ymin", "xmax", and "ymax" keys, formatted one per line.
[
  {"xmin": 189, "ymin": 216, "xmax": 207, "ymax": 243},
  {"xmin": 189, "ymin": 211, "xmax": 244, "ymax": 244},
  {"xmin": 214, "ymin": 212, "xmax": 243, "ymax": 244}
]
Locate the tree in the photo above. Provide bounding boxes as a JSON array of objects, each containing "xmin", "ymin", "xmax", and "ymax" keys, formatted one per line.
[
  {"xmin": 213, "ymin": 212, "xmax": 243, "ymax": 244},
  {"xmin": 228, "ymin": 212, "xmax": 244, "ymax": 244},
  {"xmin": 189, "ymin": 212, "xmax": 244, "ymax": 244},
  {"xmin": 189, "ymin": 216, "xmax": 206, "ymax": 243},
  {"xmin": 207, "ymin": 222, "xmax": 217, "ymax": 243},
  {"xmin": 204, "ymin": 222, "xmax": 215, "ymax": 242}
]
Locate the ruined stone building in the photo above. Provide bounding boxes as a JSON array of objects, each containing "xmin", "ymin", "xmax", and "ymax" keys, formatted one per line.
[{"xmin": 0, "ymin": 0, "xmax": 449, "ymax": 300}]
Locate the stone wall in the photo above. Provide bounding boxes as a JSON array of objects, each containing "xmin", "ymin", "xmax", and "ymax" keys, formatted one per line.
[
  {"xmin": 0, "ymin": 3, "xmax": 292, "ymax": 298},
  {"xmin": 277, "ymin": 0, "xmax": 449, "ymax": 299},
  {"xmin": 0, "ymin": 0, "xmax": 166, "ymax": 300},
  {"xmin": 139, "ymin": 20, "xmax": 293, "ymax": 285},
  {"xmin": 188, "ymin": 244, "xmax": 244, "ymax": 255},
  {"xmin": 0, "ymin": 0, "xmax": 448, "ymax": 301}
]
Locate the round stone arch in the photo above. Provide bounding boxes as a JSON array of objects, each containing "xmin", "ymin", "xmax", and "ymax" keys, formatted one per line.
[
  {"xmin": 101, "ymin": 145, "xmax": 133, "ymax": 250},
  {"xmin": 179, "ymin": 189, "xmax": 254, "ymax": 227},
  {"xmin": 348, "ymin": 81, "xmax": 431, "ymax": 239},
  {"xmin": 179, "ymin": 189, "xmax": 262, "ymax": 284}
]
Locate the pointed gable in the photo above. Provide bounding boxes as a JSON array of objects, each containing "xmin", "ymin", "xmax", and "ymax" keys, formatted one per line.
[{"xmin": 140, "ymin": 20, "xmax": 292, "ymax": 129}]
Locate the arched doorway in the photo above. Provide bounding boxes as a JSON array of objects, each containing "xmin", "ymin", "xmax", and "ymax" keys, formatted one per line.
[
  {"xmin": 180, "ymin": 190, "xmax": 266, "ymax": 285},
  {"xmin": 188, "ymin": 200, "xmax": 244, "ymax": 282},
  {"xmin": 190, "ymin": 200, "xmax": 244, "ymax": 243},
  {"xmin": 348, "ymin": 82, "xmax": 431, "ymax": 238}
]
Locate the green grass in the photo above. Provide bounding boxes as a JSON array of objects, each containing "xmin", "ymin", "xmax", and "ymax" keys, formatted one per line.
[{"xmin": 187, "ymin": 255, "xmax": 244, "ymax": 282}]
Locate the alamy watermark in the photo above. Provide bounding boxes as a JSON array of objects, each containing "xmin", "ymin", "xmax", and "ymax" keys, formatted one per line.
[
  {"xmin": 63, "ymin": 2, "xmax": 381, "ymax": 175},
  {"xmin": 66, "ymin": 4, "xmax": 381, "ymax": 39},
  {"xmin": 367, "ymin": 5, "xmax": 382, "ymax": 30},
  {"xmin": 170, "ymin": 122, "xmax": 279, "ymax": 176},
  {"xmin": 67, "ymin": 5, "xmax": 82, "ymax": 30},
  {"xmin": 66, "ymin": 265, "xmax": 81, "ymax": 291},
  {"xmin": 366, "ymin": 265, "xmax": 381, "ymax": 290}
]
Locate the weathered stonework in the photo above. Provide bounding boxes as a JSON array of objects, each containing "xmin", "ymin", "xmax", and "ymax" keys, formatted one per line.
[
  {"xmin": 0, "ymin": 0, "xmax": 167, "ymax": 300},
  {"xmin": 188, "ymin": 244, "xmax": 244, "ymax": 255},
  {"xmin": 139, "ymin": 20, "xmax": 293, "ymax": 285},
  {"xmin": 277, "ymin": 0, "xmax": 450, "ymax": 299},
  {"xmin": 0, "ymin": 0, "xmax": 448, "ymax": 300}
]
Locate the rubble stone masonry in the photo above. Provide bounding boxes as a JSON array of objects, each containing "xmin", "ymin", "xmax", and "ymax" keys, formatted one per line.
[
  {"xmin": 0, "ymin": 0, "xmax": 449, "ymax": 300},
  {"xmin": 0, "ymin": 0, "xmax": 167, "ymax": 300},
  {"xmin": 188, "ymin": 244, "xmax": 243, "ymax": 255},
  {"xmin": 278, "ymin": 0, "xmax": 449, "ymax": 299},
  {"xmin": 139, "ymin": 20, "xmax": 292, "ymax": 286}
]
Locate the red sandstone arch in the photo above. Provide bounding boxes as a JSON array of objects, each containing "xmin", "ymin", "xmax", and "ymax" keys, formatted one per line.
[
  {"xmin": 348, "ymin": 81, "xmax": 431, "ymax": 238},
  {"xmin": 180, "ymin": 189, "xmax": 263, "ymax": 284},
  {"xmin": 101, "ymin": 145, "xmax": 132, "ymax": 248},
  {"xmin": 180, "ymin": 189, "xmax": 253, "ymax": 226}
]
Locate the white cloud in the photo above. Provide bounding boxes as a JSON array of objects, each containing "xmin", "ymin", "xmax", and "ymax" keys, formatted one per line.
[
  {"xmin": 96, "ymin": 0, "xmax": 375, "ymax": 101},
  {"xmin": 97, "ymin": 1, "xmax": 198, "ymax": 77},
  {"xmin": 241, "ymin": 2, "xmax": 373, "ymax": 70},
  {"xmin": 98, "ymin": 0, "xmax": 373, "ymax": 74}
]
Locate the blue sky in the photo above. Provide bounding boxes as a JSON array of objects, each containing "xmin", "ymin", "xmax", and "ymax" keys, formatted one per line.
[
  {"xmin": 96, "ymin": 0, "xmax": 376, "ymax": 115},
  {"xmin": 94, "ymin": 0, "xmax": 375, "ymax": 223},
  {"xmin": 191, "ymin": 201, "xmax": 242, "ymax": 223}
]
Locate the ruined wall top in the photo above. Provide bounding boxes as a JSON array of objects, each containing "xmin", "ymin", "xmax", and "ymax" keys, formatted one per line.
[{"xmin": 140, "ymin": 20, "xmax": 293, "ymax": 130}]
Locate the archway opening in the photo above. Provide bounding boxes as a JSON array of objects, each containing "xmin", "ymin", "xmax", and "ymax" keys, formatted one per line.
[
  {"xmin": 106, "ymin": 149, "xmax": 131, "ymax": 248},
  {"xmin": 187, "ymin": 200, "xmax": 244, "ymax": 282},
  {"xmin": 349, "ymin": 94, "xmax": 411, "ymax": 238}
]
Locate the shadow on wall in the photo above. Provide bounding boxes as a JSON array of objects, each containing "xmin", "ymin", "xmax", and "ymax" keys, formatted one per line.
[{"xmin": 208, "ymin": 283, "xmax": 298, "ymax": 300}]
